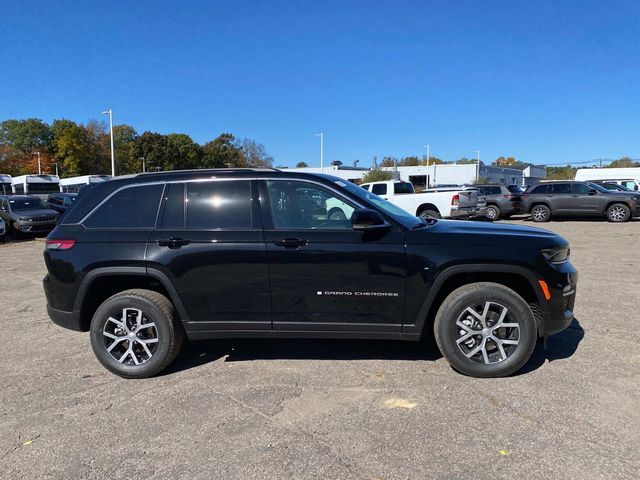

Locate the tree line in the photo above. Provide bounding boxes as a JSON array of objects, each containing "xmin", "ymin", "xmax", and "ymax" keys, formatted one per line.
[{"xmin": 0, "ymin": 118, "xmax": 273, "ymax": 177}]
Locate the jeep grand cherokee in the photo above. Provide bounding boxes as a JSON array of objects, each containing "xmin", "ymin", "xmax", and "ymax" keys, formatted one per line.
[{"xmin": 43, "ymin": 169, "xmax": 577, "ymax": 378}]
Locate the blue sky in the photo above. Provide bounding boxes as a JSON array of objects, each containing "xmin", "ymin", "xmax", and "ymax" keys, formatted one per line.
[{"xmin": 1, "ymin": 0, "xmax": 638, "ymax": 167}]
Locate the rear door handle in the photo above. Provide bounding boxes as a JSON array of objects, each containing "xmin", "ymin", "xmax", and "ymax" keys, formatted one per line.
[
  {"xmin": 157, "ymin": 237, "xmax": 191, "ymax": 249},
  {"xmin": 273, "ymin": 237, "xmax": 308, "ymax": 248}
]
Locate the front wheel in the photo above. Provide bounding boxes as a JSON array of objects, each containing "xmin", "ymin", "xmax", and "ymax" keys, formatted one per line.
[
  {"xmin": 90, "ymin": 289, "xmax": 184, "ymax": 378},
  {"xmin": 606, "ymin": 203, "xmax": 630, "ymax": 222},
  {"xmin": 434, "ymin": 282, "xmax": 537, "ymax": 377}
]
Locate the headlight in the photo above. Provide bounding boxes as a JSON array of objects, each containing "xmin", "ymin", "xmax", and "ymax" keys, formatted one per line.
[{"xmin": 541, "ymin": 246, "xmax": 570, "ymax": 264}]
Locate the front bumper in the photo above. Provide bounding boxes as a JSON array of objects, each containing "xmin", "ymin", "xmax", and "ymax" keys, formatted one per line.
[
  {"xmin": 15, "ymin": 221, "xmax": 57, "ymax": 233},
  {"xmin": 538, "ymin": 268, "xmax": 578, "ymax": 337}
]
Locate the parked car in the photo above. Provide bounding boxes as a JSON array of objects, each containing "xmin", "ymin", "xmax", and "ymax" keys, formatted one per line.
[
  {"xmin": 47, "ymin": 193, "xmax": 78, "ymax": 214},
  {"xmin": 0, "ymin": 195, "xmax": 60, "ymax": 235},
  {"xmin": 521, "ymin": 181, "xmax": 640, "ymax": 222},
  {"xmin": 44, "ymin": 169, "xmax": 577, "ymax": 379},
  {"xmin": 0, "ymin": 217, "xmax": 5, "ymax": 242},
  {"xmin": 591, "ymin": 181, "xmax": 633, "ymax": 192},
  {"xmin": 476, "ymin": 184, "xmax": 523, "ymax": 220},
  {"xmin": 360, "ymin": 180, "xmax": 481, "ymax": 220}
]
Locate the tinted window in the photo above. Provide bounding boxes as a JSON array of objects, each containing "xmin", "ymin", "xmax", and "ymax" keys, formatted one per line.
[
  {"xmin": 84, "ymin": 184, "xmax": 163, "ymax": 229},
  {"xmin": 486, "ymin": 186, "xmax": 501, "ymax": 195},
  {"xmin": 531, "ymin": 184, "xmax": 551, "ymax": 194},
  {"xmin": 161, "ymin": 183, "xmax": 185, "ymax": 229},
  {"xmin": 393, "ymin": 182, "xmax": 413, "ymax": 194},
  {"xmin": 266, "ymin": 180, "xmax": 356, "ymax": 230},
  {"xmin": 371, "ymin": 184, "xmax": 387, "ymax": 195},
  {"xmin": 507, "ymin": 185, "xmax": 524, "ymax": 194},
  {"xmin": 187, "ymin": 180, "xmax": 252, "ymax": 230},
  {"xmin": 572, "ymin": 183, "xmax": 590, "ymax": 194},
  {"xmin": 552, "ymin": 183, "xmax": 571, "ymax": 194}
]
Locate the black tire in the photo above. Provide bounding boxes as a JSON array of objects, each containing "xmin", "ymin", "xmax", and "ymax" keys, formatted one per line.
[
  {"xmin": 327, "ymin": 207, "xmax": 347, "ymax": 221},
  {"xmin": 485, "ymin": 205, "xmax": 501, "ymax": 221},
  {"xmin": 434, "ymin": 282, "xmax": 537, "ymax": 378},
  {"xmin": 419, "ymin": 209, "xmax": 441, "ymax": 220},
  {"xmin": 90, "ymin": 289, "xmax": 184, "ymax": 379},
  {"xmin": 530, "ymin": 204, "xmax": 551, "ymax": 222},
  {"xmin": 606, "ymin": 203, "xmax": 630, "ymax": 223}
]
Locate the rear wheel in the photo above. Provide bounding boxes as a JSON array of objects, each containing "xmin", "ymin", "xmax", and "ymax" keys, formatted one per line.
[
  {"xmin": 530, "ymin": 204, "xmax": 551, "ymax": 222},
  {"xmin": 434, "ymin": 282, "xmax": 537, "ymax": 377},
  {"xmin": 90, "ymin": 289, "xmax": 183, "ymax": 378},
  {"xmin": 419, "ymin": 209, "xmax": 441, "ymax": 220},
  {"xmin": 485, "ymin": 205, "xmax": 501, "ymax": 220},
  {"xmin": 606, "ymin": 203, "xmax": 630, "ymax": 222}
]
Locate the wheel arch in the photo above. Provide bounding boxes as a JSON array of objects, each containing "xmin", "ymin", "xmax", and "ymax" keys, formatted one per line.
[
  {"xmin": 74, "ymin": 267, "xmax": 189, "ymax": 331},
  {"xmin": 416, "ymin": 203, "xmax": 440, "ymax": 216},
  {"xmin": 405, "ymin": 264, "xmax": 547, "ymax": 338}
]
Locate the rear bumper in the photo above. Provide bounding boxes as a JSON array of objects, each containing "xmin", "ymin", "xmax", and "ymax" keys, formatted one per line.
[
  {"xmin": 449, "ymin": 206, "xmax": 480, "ymax": 219},
  {"xmin": 46, "ymin": 304, "xmax": 85, "ymax": 331}
]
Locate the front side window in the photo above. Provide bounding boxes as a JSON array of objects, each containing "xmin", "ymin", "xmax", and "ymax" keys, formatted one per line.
[
  {"xmin": 84, "ymin": 184, "xmax": 163, "ymax": 229},
  {"xmin": 266, "ymin": 180, "xmax": 356, "ymax": 230},
  {"xmin": 186, "ymin": 180, "xmax": 252, "ymax": 230},
  {"xmin": 572, "ymin": 183, "xmax": 590, "ymax": 195}
]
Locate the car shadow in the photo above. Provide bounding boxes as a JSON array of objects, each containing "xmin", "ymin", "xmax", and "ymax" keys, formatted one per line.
[
  {"xmin": 518, "ymin": 318, "xmax": 585, "ymax": 375},
  {"xmin": 163, "ymin": 337, "xmax": 443, "ymax": 375}
]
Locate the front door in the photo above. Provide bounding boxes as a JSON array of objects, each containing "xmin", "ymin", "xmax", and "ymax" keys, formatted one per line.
[
  {"xmin": 571, "ymin": 183, "xmax": 601, "ymax": 213},
  {"xmin": 146, "ymin": 180, "xmax": 271, "ymax": 333},
  {"xmin": 259, "ymin": 179, "xmax": 407, "ymax": 333}
]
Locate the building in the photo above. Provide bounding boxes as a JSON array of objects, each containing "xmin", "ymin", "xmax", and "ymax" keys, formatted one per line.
[{"xmin": 523, "ymin": 165, "xmax": 546, "ymax": 186}]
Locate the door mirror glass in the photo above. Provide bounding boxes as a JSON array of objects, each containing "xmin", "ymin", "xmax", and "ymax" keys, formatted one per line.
[
  {"xmin": 588, "ymin": 188, "xmax": 598, "ymax": 195},
  {"xmin": 351, "ymin": 208, "xmax": 389, "ymax": 231}
]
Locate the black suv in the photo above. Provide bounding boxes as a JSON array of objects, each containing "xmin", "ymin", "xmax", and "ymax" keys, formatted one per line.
[
  {"xmin": 521, "ymin": 181, "xmax": 640, "ymax": 222},
  {"xmin": 47, "ymin": 193, "xmax": 77, "ymax": 214},
  {"xmin": 476, "ymin": 184, "xmax": 523, "ymax": 220},
  {"xmin": 0, "ymin": 195, "xmax": 60, "ymax": 235},
  {"xmin": 43, "ymin": 169, "xmax": 577, "ymax": 378}
]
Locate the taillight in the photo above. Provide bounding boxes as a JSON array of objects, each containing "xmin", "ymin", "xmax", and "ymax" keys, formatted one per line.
[
  {"xmin": 503, "ymin": 194, "xmax": 514, "ymax": 198},
  {"xmin": 451, "ymin": 194, "xmax": 459, "ymax": 206},
  {"xmin": 46, "ymin": 239, "xmax": 76, "ymax": 250}
]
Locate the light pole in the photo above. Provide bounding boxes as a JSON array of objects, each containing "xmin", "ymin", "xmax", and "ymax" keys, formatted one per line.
[
  {"xmin": 474, "ymin": 149, "xmax": 480, "ymax": 182},
  {"xmin": 423, "ymin": 144, "xmax": 430, "ymax": 186},
  {"xmin": 141, "ymin": 157, "xmax": 146, "ymax": 173},
  {"xmin": 314, "ymin": 133, "xmax": 324, "ymax": 172},
  {"xmin": 31, "ymin": 151, "xmax": 41, "ymax": 174},
  {"xmin": 102, "ymin": 109, "xmax": 115, "ymax": 177}
]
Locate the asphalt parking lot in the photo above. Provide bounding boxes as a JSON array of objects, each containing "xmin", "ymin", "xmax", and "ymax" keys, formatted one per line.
[{"xmin": 1, "ymin": 218, "xmax": 639, "ymax": 479}]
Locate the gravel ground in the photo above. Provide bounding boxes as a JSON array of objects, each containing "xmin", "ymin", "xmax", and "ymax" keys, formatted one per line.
[{"xmin": 0, "ymin": 218, "xmax": 639, "ymax": 479}]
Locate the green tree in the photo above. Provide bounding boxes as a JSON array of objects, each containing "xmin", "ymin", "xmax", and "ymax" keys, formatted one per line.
[
  {"xmin": 51, "ymin": 119, "xmax": 106, "ymax": 177},
  {"xmin": 296, "ymin": 161, "xmax": 308, "ymax": 168},
  {"xmin": 607, "ymin": 157, "xmax": 639, "ymax": 168},
  {"xmin": 0, "ymin": 118, "xmax": 53, "ymax": 175},
  {"xmin": 455, "ymin": 157, "xmax": 478, "ymax": 165},
  {"xmin": 379, "ymin": 156, "xmax": 396, "ymax": 167},
  {"xmin": 399, "ymin": 156, "xmax": 420, "ymax": 166},
  {"xmin": 421, "ymin": 155, "xmax": 444, "ymax": 165},
  {"xmin": 546, "ymin": 165, "xmax": 577, "ymax": 180},
  {"xmin": 113, "ymin": 125, "xmax": 139, "ymax": 174},
  {"xmin": 201, "ymin": 133, "xmax": 241, "ymax": 168},
  {"xmin": 167, "ymin": 133, "xmax": 202, "ymax": 170},
  {"xmin": 361, "ymin": 169, "xmax": 393, "ymax": 183}
]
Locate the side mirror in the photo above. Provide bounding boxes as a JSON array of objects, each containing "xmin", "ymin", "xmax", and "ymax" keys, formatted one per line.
[
  {"xmin": 351, "ymin": 208, "xmax": 390, "ymax": 231},
  {"xmin": 588, "ymin": 188, "xmax": 598, "ymax": 195}
]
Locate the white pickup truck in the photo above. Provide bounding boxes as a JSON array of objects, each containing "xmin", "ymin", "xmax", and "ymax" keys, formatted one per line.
[{"xmin": 358, "ymin": 180, "xmax": 481, "ymax": 220}]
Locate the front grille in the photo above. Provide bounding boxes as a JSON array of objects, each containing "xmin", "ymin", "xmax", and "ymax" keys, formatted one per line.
[{"xmin": 30, "ymin": 216, "xmax": 57, "ymax": 223}]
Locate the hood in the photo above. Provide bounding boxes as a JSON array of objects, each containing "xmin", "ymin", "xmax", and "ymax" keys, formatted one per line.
[
  {"xmin": 12, "ymin": 208, "xmax": 60, "ymax": 218},
  {"xmin": 410, "ymin": 219, "xmax": 567, "ymax": 248}
]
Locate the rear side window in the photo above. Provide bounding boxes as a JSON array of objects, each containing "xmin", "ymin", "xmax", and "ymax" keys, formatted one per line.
[
  {"xmin": 552, "ymin": 183, "xmax": 571, "ymax": 194},
  {"xmin": 393, "ymin": 182, "xmax": 413, "ymax": 194},
  {"xmin": 186, "ymin": 180, "xmax": 252, "ymax": 230},
  {"xmin": 371, "ymin": 184, "xmax": 387, "ymax": 195},
  {"xmin": 84, "ymin": 184, "xmax": 163, "ymax": 229},
  {"xmin": 530, "ymin": 184, "xmax": 551, "ymax": 194}
]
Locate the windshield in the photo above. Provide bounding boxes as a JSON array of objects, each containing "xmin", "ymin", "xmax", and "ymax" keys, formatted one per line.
[
  {"xmin": 334, "ymin": 179, "xmax": 423, "ymax": 229},
  {"xmin": 10, "ymin": 197, "xmax": 47, "ymax": 210}
]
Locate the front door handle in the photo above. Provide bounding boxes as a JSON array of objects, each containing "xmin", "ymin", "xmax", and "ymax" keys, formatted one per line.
[
  {"xmin": 157, "ymin": 237, "xmax": 191, "ymax": 249},
  {"xmin": 273, "ymin": 237, "xmax": 308, "ymax": 248}
]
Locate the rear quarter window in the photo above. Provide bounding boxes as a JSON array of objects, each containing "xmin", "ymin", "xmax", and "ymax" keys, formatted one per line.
[
  {"xmin": 530, "ymin": 184, "xmax": 551, "ymax": 194},
  {"xmin": 83, "ymin": 184, "xmax": 163, "ymax": 229}
]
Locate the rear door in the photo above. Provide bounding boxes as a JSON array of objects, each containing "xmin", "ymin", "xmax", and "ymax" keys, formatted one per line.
[
  {"xmin": 551, "ymin": 183, "xmax": 574, "ymax": 213},
  {"xmin": 260, "ymin": 178, "xmax": 407, "ymax": 332},
  {"xmin": 146, "ymin": 180, "xmax": 271, "ymax": 333}
]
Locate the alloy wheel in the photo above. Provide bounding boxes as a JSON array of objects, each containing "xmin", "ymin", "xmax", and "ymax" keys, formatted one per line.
[
  {"xmin": 609, "ymin": 206, "xmax": 626, "ymax": 222},
  {"xmin": 455, "ymin": 301, "xmax": 520, "ymax": 364},
  {"xmin": 531, "ymin": 207, "xmax": 547, "ymax": 221},
  {"xmin": 102, "ymin": 308, "xmax": 159, "ymax": 365},
  {"xmin": 486, "ymin": 206, "xmax": 498, "ymax": 220}
]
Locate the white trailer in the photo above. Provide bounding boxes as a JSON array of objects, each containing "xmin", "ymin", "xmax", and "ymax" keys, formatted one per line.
[
  {"xmin": 60, "ymin": 175, "xmax": 112, "ymax": 193},
  {"xmin": 0, "ymin": 174, "xmax": 12, "ymax": 194},
  {"xmin": 575, "ymin": 168, "xmax": 640, "ymax": 191},
  {"xmin": 11, "ymin": 174, "xmax": 60, "ymax": 195}
]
